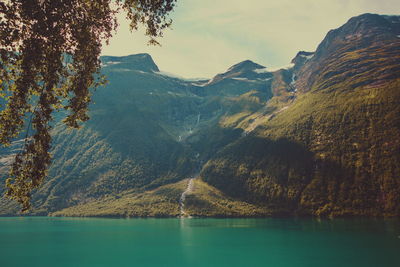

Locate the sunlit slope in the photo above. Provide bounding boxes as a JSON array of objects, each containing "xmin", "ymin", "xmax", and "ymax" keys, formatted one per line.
[
  {"xmin": 50, "ymin": 179, "xmax": 270, "ymax": 217},
  {"xmin": 1, "ymin": 14, "xmax": 399, "ymax": 218},
  {"xmin": 201, "ymin": 14, "xmax": 400, "ymax": 217},
  {"xmin": 0, "ymin": 53, "xmax": 272, "ymax": 215}
]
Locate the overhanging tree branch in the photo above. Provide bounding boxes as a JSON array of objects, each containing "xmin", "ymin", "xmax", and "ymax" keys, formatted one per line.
[{"xmin": 0, "ymin": 0, "xmax": 176, "ymax": 211}]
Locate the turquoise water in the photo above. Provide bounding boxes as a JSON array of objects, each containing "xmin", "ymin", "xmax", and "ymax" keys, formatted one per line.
[{"xmin": 0, "ymin": 217, "xmax": 399, "ymax": 267}]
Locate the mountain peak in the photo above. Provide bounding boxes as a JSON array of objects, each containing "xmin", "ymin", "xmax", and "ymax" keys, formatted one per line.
[
  {"xmin": 101, "ymin": 53, "xmax": 159, "ymax": 72},
  {"xmin": 203, "ymin": 60, "xmax": 270, "ymax": 87},
  {"xmin": 314, "ymin": 13, "xmax": 399, "ymax": 60},
  {"xmin": 293, "ymin": 13, "xmax": 400, "ymax": 93},
  {"xmin": 291, "ymin": 51, "xmax": 315, "ymax": 71},
  {"xmin": 342, "ymin": 13, "xmax": 399, "ymax": 35},
  {"xmin": 227, "ymin": 60, "xmax": 266, "ymax": 73}
]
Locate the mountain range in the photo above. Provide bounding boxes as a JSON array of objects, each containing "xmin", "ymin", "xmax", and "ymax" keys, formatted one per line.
[{"xmin": 0, "ymin": 13, "xmax": 399, "ymax": 217}]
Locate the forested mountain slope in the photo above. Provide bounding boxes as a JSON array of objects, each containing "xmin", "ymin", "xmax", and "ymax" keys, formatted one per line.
[
  {"xmin": 202, "ymin": 13, "xmax": 400, "ymax": 217},
  {"xmin": 0, "ymin": 13, "xmax": 399, "ymax": 217}
]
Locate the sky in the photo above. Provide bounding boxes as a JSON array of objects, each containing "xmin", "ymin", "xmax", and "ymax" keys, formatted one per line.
[{"xmin": 101, "ymin": 0, "xmax": 400, "ymax": 78}]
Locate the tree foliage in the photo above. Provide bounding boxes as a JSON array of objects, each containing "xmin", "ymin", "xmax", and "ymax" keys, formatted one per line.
[{"xmin": 0, "ymin": 0, "xmax": 176, "ymax": 211}]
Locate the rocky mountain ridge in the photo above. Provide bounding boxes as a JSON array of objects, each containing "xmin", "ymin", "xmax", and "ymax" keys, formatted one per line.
[{"xmin": 0, "ymin": 13, "xmax": 399, "ymax": 217}]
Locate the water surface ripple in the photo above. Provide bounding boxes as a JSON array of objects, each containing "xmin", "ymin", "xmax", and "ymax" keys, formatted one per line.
[{"xmin": 0, "ymin": 217, "xmax": 399, "ymax": 267}]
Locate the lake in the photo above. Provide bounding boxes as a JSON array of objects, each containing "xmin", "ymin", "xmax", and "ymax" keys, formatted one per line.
[{"xmin": 0, "ymin": 217, "xmax": 399, "ymax": 267}]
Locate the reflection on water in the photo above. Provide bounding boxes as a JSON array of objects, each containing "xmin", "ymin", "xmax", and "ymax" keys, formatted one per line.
[{"xmin": 0, "ymin": 217, "xmax": 399, "ymax": 267}]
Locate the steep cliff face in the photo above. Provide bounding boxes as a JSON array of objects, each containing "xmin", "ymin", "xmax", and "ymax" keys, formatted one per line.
[
  {"xmin": 295, "ymin": 13, "xmax": 400, "ymax": 93},
  {"xmin": 201, "ymin": 13, "xmax": 400, "ymax": 217}
]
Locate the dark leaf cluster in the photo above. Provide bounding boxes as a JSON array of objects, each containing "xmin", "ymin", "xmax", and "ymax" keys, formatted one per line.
[{"xmin": 0, "ymin": 0, "xmax": 176, "ymax": 211}]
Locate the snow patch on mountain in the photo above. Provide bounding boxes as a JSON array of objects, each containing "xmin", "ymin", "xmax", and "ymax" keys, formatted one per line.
[
  {"xmin": 299, "ymin": 54, "xmax": 314, "ymax": 60},
  {"xmin": 155, "ymin": 70, "xmax": 208, "ymax": 82},
  {"xmin": 231, "ymin": 77, "xmax": 257, "ymax": 82},
  {"xmin": 101, "ymin": 61, "xmax": 121, "ymax": 67},
  {"xmin": 267, "ymin": 63, "xmax": 295, "ymax": 72},
  {"xmin": 253, "ymin": 68, "xmax": 269, "ymax": 74}
]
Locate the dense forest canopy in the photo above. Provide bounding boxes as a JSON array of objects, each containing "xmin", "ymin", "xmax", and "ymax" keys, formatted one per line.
[{"xmin": 0, "ymin": 0, "xmax": 176, "ymax": 211}]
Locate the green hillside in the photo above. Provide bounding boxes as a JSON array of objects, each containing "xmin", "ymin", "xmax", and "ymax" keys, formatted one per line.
[
  {"xmin": 0, "ymin": 49, "xmax": 273, "ymax": 215},
  {"xmin": 202, "ymin": 14, "xmax": 400, "ymax": 217},
  {"xmin": 0, "ymin": 13, "xmax": 399, "ymax": 218}
]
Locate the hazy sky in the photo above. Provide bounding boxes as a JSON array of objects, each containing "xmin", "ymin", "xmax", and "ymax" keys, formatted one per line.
[{"xmin": 101, "ymin": 0, "xmax": 400, "ymax": 78}]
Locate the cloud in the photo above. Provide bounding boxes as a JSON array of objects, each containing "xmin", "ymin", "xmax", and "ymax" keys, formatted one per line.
[{"xmin": 101, "ymin": 0, "xmax": 400, "ymax": 78}]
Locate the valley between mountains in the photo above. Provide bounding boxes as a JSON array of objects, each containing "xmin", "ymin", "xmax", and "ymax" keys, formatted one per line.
[{"xmin": 0, "ymin": 13, "xmax": 399, "ymax": 218}]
